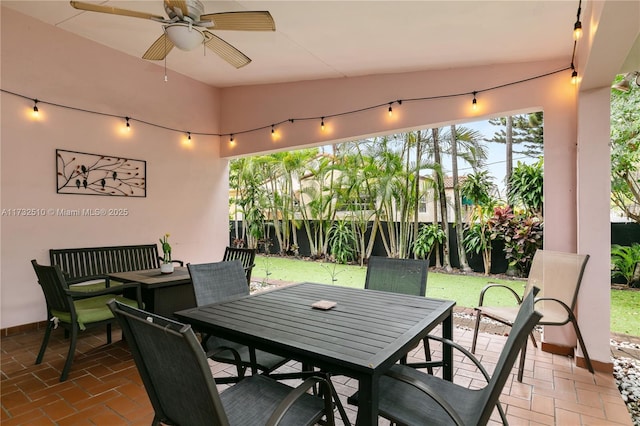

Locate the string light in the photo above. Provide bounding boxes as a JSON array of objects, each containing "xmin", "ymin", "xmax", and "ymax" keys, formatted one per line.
[
  {"xmin": 570, "ymin": 36, "xmax": 579, "ymax": 85},
  {"xmin": 388, "ymin": 103, "xmax": 393, "ymax": 117},
  {"xmin": 187, "ymin": 132, "xmax": 191, "ymax": 140},
  {"xmin": 573, "ymin": 0, "xmax": 583, "ymax": 40},
  {"xmin": 4, "ymin": 61, "xmax": 573, "ymax": 144},
  {"xmin": 230, "ymin": 134, "xmax": 234, "ymax": 142},
  {"xmin": 125, "ymin": 117, "xmax": 131, "ymax": 131},
  {"xmin": 32, "ymin": 99, "xmax": 39, "ymax": 117},
  {"xmin": 472, "ymin": 92, "xmax": 478, "ymax": 110}
]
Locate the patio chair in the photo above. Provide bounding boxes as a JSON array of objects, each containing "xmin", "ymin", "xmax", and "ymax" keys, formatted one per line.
[
  {"xmin": 187, "ymin": 260, "xmax": 289, "ymax": 383},
  {"xmin": 365, "ymin": 256, "xmax": 435, "ymax": 373},
  {"xmin": 107, "ymin": 299, "xmax": 335, "ymax": 426},
  {"xmin": 223, "ymin": 246, "xmax": 257, "ymax": 285},
  {"xmin": 30, "ymin": 259, "xmax": 141, "ymax": 381},
  {"xmin": 471, "ymin": 249, "xmax": 593, "ymax": 382},
  {"xmin": 348, "ymin": 287, "xmax": 542, "ymax": 426}
]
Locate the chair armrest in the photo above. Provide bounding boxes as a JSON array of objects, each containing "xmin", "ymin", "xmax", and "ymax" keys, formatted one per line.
[
  {"xmin": 424, "ymin": 334, "xmax": 508, "ymax": 424},
  {"xmin": 204, "ymin": 343, "xmax": 245, "ymax": 378},
  {"xmin": 426, "ymin": 335, "xmax": 493, "ymax": 382},
  {"xmin": 383, "ymin": 368, "xmax": 464, "ymax": 426},
  {"xmin": 534, "ymin": 297, "xmax": 569, "ymax": 325},
  {"xmin": 66, "ymin": 282, "xmax": 142, "ymax": 308},
  {"xmin": 478, "ymin": 282, "xmax": 523, "ymax": 307},
  {"xmin": 266, "ymin": 376, "xmax": 334, "ymax": 426}
]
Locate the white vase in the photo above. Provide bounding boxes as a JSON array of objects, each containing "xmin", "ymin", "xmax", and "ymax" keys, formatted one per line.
[{"xmin": 160, "ymin": 263, "xmax": 174, "ymax": 274}]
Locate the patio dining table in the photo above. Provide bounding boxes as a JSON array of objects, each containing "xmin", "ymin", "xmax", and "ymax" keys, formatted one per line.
[{"xmin": 175, "ymin": 282, "xmax": 455, "ymax": 425}]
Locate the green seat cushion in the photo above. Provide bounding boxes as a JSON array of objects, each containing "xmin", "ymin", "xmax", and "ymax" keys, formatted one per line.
[
  {"xmin": 52, "ymin": 295, "xmax": 138, "ymax": 330},
  {"xmin": 68, "ymin": 280, "xmax": 123, "ymax": 293}
]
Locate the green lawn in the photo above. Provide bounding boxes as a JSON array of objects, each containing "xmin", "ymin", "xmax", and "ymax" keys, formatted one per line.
[{"xmin": 253, "ymin": 255, "xmax": 639, "ymax": 337}]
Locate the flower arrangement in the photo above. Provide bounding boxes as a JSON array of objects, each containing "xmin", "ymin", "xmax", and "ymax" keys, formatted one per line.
[{"xmin": 160, "ymin": 233, "xmax": 171, "ymax": 263}]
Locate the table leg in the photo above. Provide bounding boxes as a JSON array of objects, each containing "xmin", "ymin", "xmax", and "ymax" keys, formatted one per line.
[
  {"xmin": 355, "ymin": 375, "xmax": 378, "ymax": 425},
  {"xmin": 443, "ymin": 310, "xmax": 454, "ymax": 381}
]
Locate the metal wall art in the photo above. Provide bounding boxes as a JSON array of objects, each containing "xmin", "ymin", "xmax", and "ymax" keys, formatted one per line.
[{"xmin": 56, "ymin": 149, "xmax": 146, "ymax": 197}]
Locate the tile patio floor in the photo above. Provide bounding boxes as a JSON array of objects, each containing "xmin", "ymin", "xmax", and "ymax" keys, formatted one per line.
[{"xmin": 1, "ymin": 308, "xmax": 635, "ymax": 425}]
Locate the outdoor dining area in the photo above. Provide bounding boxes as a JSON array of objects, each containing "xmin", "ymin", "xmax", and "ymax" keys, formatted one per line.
[
  {"xmin": 1, "ymin": 246, "xmax": 634, "ymax": 425},
  {"xmin": 2, "ymin": 1, "xmax": 639, "ymax": 425}
]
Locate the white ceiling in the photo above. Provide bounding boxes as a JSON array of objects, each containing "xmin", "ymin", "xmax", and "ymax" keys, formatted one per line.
[{"xmin": 1, "ymin": 1, "xmax": 599, "ymax": 88}]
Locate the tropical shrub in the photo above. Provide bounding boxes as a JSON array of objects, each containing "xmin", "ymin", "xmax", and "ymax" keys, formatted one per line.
[
  {"xmin": 328, "ymin": 220, "xmax": 357, "ymax": 264},
  {"xmin": 413, "ymin": 223, "xmax": 445, "ymax": 260},
  {"xmin": 489, "ymin": 206, "xmax": 543, "ymax": 276},
  {"xmin": 611, "ymin": 243, "xmax": 640, "ymax": 287}
]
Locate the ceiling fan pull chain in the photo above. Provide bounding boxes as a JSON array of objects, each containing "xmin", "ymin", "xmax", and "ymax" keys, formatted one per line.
[{"xmin": 164, "ymin": 33, "xmax": 168, "ymax": 82}]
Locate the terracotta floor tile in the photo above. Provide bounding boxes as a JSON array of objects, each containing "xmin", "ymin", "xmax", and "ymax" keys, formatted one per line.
[{"xmin": 1, "ymin": 317, "xmax": 634, "ymax": 426}]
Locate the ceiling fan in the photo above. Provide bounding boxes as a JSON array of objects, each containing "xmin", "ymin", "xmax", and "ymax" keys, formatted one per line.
[{"xmin": 69, "ymin": 0, "xmax": 275, "ymax": 68}]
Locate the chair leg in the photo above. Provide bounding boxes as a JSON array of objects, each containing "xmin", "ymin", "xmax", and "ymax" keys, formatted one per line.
[
  {"xmin": 571, "ymin": 319, "xmax": 595, "ymax": 374},
  {"xmin": 35, "ymin": 320, "xmax": 54, "ymax": 365},
  {"xmin": 106, "ymin": 323, "xmax": 112, "ymax": 344},
  {"xmin": 517, "ymin": 341, "xmax": 527, "ymax": 382},
  {"xmin": 60, "ymin": 326, "xmax": 78, "ymax": 381},
  {"xmin": 422, "ymin": 338, "xmax": 434, "ymax": 375},
  {"xmin": 471, "ymin": 310, "xmax": 482, "ymax": 354}
]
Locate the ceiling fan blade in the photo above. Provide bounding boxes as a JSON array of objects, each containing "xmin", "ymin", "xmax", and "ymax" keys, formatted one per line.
[
  {"xmin": 204, "ymin": 32, "xmax": 251, "ymax": 68},
  {"xmin": 142, "ymin": 34, "xmax": 175, "ymax": 60},
  {"xmin": 200, "ymin": 11, "xmax": 275, "ymax": 31},
  {"xmin": 70, "ymin": 1, "xmax": 164, "ymax": 21},
  {"xmin": 164, "ymin": 0, "xmax": 189, "ymax": 19}
]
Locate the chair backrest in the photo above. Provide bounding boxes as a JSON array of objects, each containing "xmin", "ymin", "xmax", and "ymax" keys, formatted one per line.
[
  {"xmin": 222, "ymin": 247, "xmax": 257, "ymax": 284},
  {"xmin": 524, "ymin": 249, "xmax": 589, "ymax": 322},
  {"xmin": 31, "ymin": 260, "xmax": 73, "ymax": 315},
  {"xmin": 365, "ymin": 256, "xmax": 428, "ymax": 296},
  {"xmin": 107, "ymin": 300, "xmax": 229, "ymax": 426},
  {"xmin": 50, "ymin": 244, "xmax": 161, "ymax": 283},
  {"xmin": 476, "ymin": 286, "xmax": 542, "ymax": 425},
  {"xmin": 187, "ymin": 260, "xmax": 249, "ymax": 307}
]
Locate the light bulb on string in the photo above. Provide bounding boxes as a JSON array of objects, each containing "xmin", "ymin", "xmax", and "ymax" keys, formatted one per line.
[
  {"xmin": 388, "ymin": 103, "xmax": 393, "ymax": 117},
  {"xmin": 187, "ymin": 132, "xmax": 191, "ymax": 140},
  {"xmin": 573, "ymin": 21, "xmax": 582, "ymax": 40},
  {"xmin": 32, "ymin": 99, "xmax": 39, "ymax": 117},
  {"xmin": 573, "ymin": 0, "xmax": 582, "ymax": 40},
  {"xmin": 571, "ymin": 69, "xmax": 578, "ymax": 85},
  {"xmin": 320, "ymin": 117, "xmax": 325, "ymax": 131},
  {"xmin": 471, "ymin": 92, "xmax": 478, "ymax": 111},
  {"xmin": 125, "ymin": 117, "xmax": 131, "ymax": 132},
  {"xmin": 230, "ymin": 134, "xmax": 234, "ymax": 143}
]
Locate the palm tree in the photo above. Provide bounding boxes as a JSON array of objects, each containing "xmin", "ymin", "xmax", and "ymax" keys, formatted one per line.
[
  {"xmin": 431, "ymin": 128, "xmax": 451, "ymax": 271},
  {"xmin": 449, "ymin": 124, "xmax": 472, "ymax": 272}
]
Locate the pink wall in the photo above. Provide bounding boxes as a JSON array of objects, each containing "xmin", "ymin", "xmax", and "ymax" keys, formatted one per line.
[
  {"xmin": 1, "ymin": 8, "xmax": 228, "ymax": 328},
  {"xmin": 1, "ymin": 3, "xmax": 626, "ymax": 369}
]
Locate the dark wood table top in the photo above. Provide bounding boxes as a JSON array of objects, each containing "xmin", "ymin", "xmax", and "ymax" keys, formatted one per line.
[
  {"xmin": 108, "ymin": 267, "xmax": 191, "ymax": 289},
  {"xmin": 175, "ymin": 282, "xmax": 455, "ymax": 425}
]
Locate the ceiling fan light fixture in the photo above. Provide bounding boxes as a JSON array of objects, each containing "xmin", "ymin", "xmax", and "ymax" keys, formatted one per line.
[{"xmin": 165, "ymin": 23, "xmax": 205, "ymax": 51}]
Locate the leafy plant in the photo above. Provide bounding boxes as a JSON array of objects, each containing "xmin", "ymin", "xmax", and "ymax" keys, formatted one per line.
[
  {"xmin": 328, "ymin": 220, "xmax": 357, "ymax": 264},
  {"xmin": 488, "ymin": 206, "xmax": 543, "ymax": 276},
  {"xmin": 508, "ymin": 159, "xmax": 543, "ymax": 216},
  {"xmin": 413, "ymin": 223, "xmax": 445, "ymax": 260},
  {"xmin": 159, "ymin": 233, "xmax": 171, "ymax": 263},
  {"xmin": 611, "ymin": 243, "xmax": 640, "ymax": 287},
  {"xmin": 463, "ymin": 219, "xmax": 492, "ymax": 275},
  {"xmin": 610, "ymin": 77, "xmax": 640, "ymax": 223}
]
